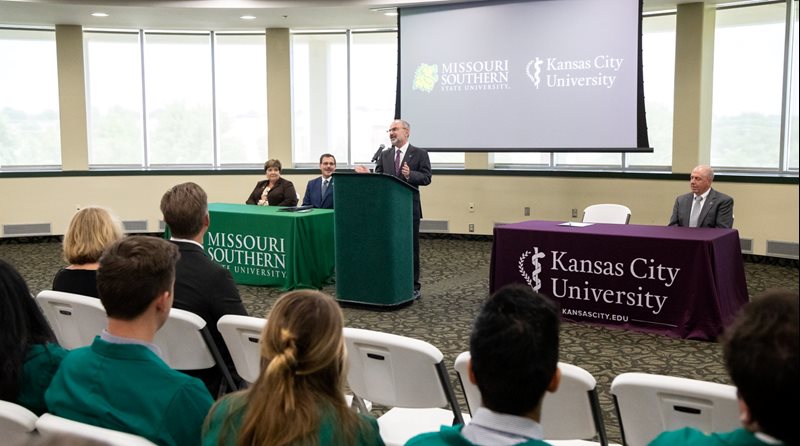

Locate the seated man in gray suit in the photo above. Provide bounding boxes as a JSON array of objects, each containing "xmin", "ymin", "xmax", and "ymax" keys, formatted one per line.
[{"xmin": 668, "ymin": 165, "xmax": 734, "ymax": 228}]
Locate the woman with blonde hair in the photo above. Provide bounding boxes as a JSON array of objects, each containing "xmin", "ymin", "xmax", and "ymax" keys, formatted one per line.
[
  {"xmin": 52, "ymin": 206, "xmax": 123, "ymax": 297},
  {"xmin": 203, "ymin": 290, "xmax": 383, "ymax": 446}
]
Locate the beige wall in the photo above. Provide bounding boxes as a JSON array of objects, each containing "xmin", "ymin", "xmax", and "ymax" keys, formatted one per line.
[
  {"xmin": 0, "ymin": 173, "xmax": 796, "ymax": 256},
  {"xmin": 1, "ymin": 8, "xmax": 798, "ymax": 256}
]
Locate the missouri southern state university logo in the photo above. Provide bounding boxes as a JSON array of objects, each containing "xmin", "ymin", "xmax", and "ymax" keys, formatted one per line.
[
  {"xmin": 518, "ymin": 247, "xmax": 547, "ymax": 292},
  {"xmin": 413, "ymin": 63, "xmax": 439, "ymax": 93},
  {"xmin": 525, "ymin": 57, "xmax": 543, "ymax": 89}
]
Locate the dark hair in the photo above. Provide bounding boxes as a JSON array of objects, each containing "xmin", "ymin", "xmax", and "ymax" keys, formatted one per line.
[
  {"xmin": 0, "ymin": 259, "xmax": 57, "ymax": 402},
  {"xmin": 319, "ymin": 154, "xmax": 336, "ymax": 164},
  {"xmin": 721, "ymin": 288, "xmax": 798, "ymax": 444},
  {"xmin": 97, "ymin": 236, "xmax": 179, "ymax": 320},
  {"xmin": 470, "ymin": 285, "xmax": 560, "ymax": 415},
  {"xmin": 160, "ymin": 182, "xmax": 208, "ymax": 239},
  {"xmin": 264, "ymin": 159, "xmax": 282, "ymax": 173}
]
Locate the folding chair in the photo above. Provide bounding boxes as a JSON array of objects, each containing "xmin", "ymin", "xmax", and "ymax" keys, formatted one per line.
[
  {"xmin": 0, "ymin": 400, "xmax": 38, "ymax": 436},
  {"xmin": 154, "ymin": 308, "xmax": 237, "ymax": 393},
  {"xmin": 35, "ymin": 290, "xmax": 106, "ymax": 349},
  {"xmin": 582, "ymin": 204, "xmax": 632, "ymax": 224},
  {"xmin": 454, "ymin": 352, "xmax": 612, "ymax": 446},
  {"xmin": 35, "ymin": 413, "xmax": 157, "ymax": 446},
  {"xmin": 343, "ymin": 327, "xmax": 465, "ymax": 446},
  {"xmin": 611, "ymin": 372, "xmax": 739, "ymax": 446},
  {"xmin": 217, "ymin": 314, "xmax": 267, "ymax": 385}
]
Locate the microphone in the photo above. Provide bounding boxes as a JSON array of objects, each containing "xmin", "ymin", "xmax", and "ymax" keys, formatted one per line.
[{"xmin": 371, "ymin": 144, "xmax": 386, "ymax": 163}]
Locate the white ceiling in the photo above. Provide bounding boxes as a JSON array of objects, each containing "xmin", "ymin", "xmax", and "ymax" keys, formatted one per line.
[{"xmin": 0, "ymin": 0, "xmax": 765, "ymax": 31}]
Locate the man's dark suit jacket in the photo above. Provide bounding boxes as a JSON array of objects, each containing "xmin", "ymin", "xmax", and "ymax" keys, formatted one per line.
[
  {"xmin": 668, "ymin": 188, "xmax": 734, "ymax": 228},
  {"xmin": 375, "ymin": 144, "xmax": 432, "ymax": 219},
  {"xmin": 301, "ymin": 176, "xmax": 334, "ymax": 209},
  {"xmin": 245, "ymin": 177, "xmax": 298, "ymax": 206},
  {"xmin": 170, "ymin": 240, "xmax": 248, "ymax": 394}
]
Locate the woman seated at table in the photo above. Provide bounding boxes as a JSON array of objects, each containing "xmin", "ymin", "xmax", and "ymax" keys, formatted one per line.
[
  {"xmin": 52, "ymin": 206, "xmax": 124, "ymax": 298},
  {"xmin": 246, "ymin": 159, "xmax": 298, "ymax": 207},
  {"xmin": 1, "ymin": 259, "xmax": 69, "ymax": 415},
  {"xmin": 202, "ymin": 290, "xmax": 383, "ymax": 446}
]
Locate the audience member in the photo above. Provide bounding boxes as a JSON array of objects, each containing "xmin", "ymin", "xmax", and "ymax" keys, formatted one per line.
[
  {"xmin": 45, "ymin": 236, "xmax": 213, "ymax": 446},
  {"xmin": 668, "ymin": 165, "xmax": 734, "ymax": 228},
  {"xmin": 52, "ymin": 206, "xmax": 124, "ymax": 297},
  {"xmin": 161, "ymin": 182, "xmax": 248, "ymax": 394},
  {"xmin": 301, "ymin": 153, "xmax": 336, "ymax": 209},
  {"xmin": 246, "ymin": 159, "xmax": 298, "ymax": 206},
  {"xmin": 202, "ymin": 290, "xmax": 384, "ymax": 446},
  {"xmin": 0, "ymin": 259, "xmax": 67, "ymax": 415},
  {"xmin": 406, "ymin": 285, "xmax": 560, "ymax": 446},
  {"xmin": 649, "ymin": 289, "xmax": 798, "ymax": 446}
]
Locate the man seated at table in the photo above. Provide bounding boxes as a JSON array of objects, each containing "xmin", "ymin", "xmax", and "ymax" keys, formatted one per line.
[
  {"xmin": 161, "ymin": 182, "xmax": 248, "ymax": 395},
  {"xmin": 302, "ymin": 153, "xmax": 336, "ymax": 209},
  {"xmin": 649, "ymin": 288, "xmax": 798, "ymax": 446},
  {"xmin": 406, "ymin": 285, "xmax": 561, "ymax": 446},
  {"xmin": 668, "ymin": 165, "xmax": 734, "ymax": 228},
  {"xmin": 45, "ymin": 236, "xmax": 214, "ymax": 446}
]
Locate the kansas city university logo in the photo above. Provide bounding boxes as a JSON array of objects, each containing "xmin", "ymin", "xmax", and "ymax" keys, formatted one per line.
[
  {"xmin": 525, "ymin": 57, "xmax": 543, "ymax": 89},
  {"xmin": 518, "ymin": 247, "xmax": 547, "ymax": 292}
]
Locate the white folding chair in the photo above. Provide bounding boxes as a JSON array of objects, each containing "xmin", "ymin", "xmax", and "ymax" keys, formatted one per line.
[
  {"xmin": 35, "ymin": 290, "xmax": 106, "ymax": 350},
  {"xmin": 0, "ymin": 400, "xmax": 38, "ymax": 436},
  {"xmin": 343, "ymin": 327, "xmax": 466, "ymax": 446},
  {"xmin": 217, "ymin": 314, "xmax": 267, "ymax": 385},
  {"xmin": 35, "ymin": 413, "xmax": 157, "ymax": 446},
  {"xmin": 454, "ymin": 352, "xmax": 612, "ymax": 446},
  {"xmin": 610, "ymin": 372, "xmax": 739, "ymax": 446},
  {"xmin": 154, "ymin": 307, "xmax": 237, "ymax": 391},
  {"xmin": 582, "ymin": 204, "xmax": 632, "ymax": 224}
]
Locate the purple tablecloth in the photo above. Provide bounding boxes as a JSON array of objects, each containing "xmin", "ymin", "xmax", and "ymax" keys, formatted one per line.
[{"xmin": 490, "ymin": 221, "xmax": 749, "ymax": 340}]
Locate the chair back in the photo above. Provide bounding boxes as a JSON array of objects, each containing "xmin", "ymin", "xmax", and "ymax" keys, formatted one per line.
[
  {"xmin": 0, "ymin": 400, "xmax": 38, "ymax": 435},
  {"xmin": 343, "ymin": 327, "xmax": 464, "ymax": 446},
  {"xmin": 35, "ymin": 413, "xmax": 157, "ymax": 446},
  {"xmin": 454, "ymin": 352, "xmax": 609, "ymax": 446},
  {"xmin": 582, "ymin": 204, "xmax": 631, "ymax": 224},
  {"xmin": 35, "ymin": 290, "xmax": 106, "ymax": 350},
  {"xmin": 453, "ymin": 351, "xmax": 481, "ymax": 415},
  {"xmin": 216, "ymin": 314, "xmax": 267, "ymax": 384},
  {"xmin": 611, "ymin": 372, "xmax": 739, "ymax": 446}
]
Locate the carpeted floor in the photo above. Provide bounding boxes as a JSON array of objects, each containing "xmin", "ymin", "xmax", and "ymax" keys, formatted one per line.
[{"xmin": 2, "ymin": 234, "xmax": 797, "ymax": 443}]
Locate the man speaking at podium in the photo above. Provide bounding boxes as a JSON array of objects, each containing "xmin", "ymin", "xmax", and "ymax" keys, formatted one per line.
[{"xmin": 357, "ymin": 119, "xmax": 431, "ymax": 299}]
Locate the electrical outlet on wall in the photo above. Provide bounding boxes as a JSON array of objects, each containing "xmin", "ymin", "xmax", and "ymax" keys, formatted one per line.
[
  {"xmin": 571, "ymin": 208, "xmax": 578, "ymax": 218},
  {"xmin": 469, "ymin": 224, "xmax": 475, "ymax": 232},
  {"xmin": 524, "ymin": 207, "xmax": 530, "ymax": 216},
  {"xmin": 468, "ymin": 202, "xmax": 475, "ymax": 213}
]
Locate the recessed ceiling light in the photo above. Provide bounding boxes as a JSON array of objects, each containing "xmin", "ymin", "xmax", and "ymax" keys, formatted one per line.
[
  {"xmin": 384, "ymin": 11, "xmax": 398, "ymax": 16},
  {"xmin": 91, "ymin": 12, "xmax": 109, "ymax": 18},
  {"xmin": 240, "ymin": 15, "xmax": 256, "ymax": 20}
]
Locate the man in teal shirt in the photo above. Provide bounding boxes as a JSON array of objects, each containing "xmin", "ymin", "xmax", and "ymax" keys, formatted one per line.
[
  {"xmin": 406, "ymin": 285, "xmax": 561, "ymax": 446},
  {"xmin": 649, "ymin": 289, "xmax": 798, "ymax": 446},
  {"xmin": 45, "ymin": 236, "xmax": 214, "ymax": 446}
]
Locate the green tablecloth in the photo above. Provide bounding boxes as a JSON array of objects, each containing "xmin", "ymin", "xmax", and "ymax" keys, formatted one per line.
[{"xmin": 203, "ymin": 203, "xmax": 334, "ymax": 290}]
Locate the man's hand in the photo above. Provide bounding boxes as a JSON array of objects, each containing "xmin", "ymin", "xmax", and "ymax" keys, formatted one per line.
[
  {"xmin": 354, "ymin": 165, "xmax": 369, "ymax": 173},
  {"xmin": 402, "ymin": 162, "xmax": 410, "ymax": 179}
]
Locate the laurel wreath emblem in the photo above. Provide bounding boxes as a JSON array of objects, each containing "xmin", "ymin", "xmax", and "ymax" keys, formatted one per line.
[{"xmin": 518, "ymin": 250, "xmax": 534, "ymax": 288}]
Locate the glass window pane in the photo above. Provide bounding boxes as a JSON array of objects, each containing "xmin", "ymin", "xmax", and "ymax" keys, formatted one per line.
[
  {"xmin": 788, "ymin": 0, "xmax": 799, "ymax": 171},
  {"xmin": 144, "ymin": 33, "xmax": 214, "ymax": 165},
  {"xmin": 554, "ymin": 152, "xmax": 622, "ymax": 166},
  {"xmin": 0, "ymin": 28, "xmax": 61, "ymax": 167},
  {"xmin": 711, "ymin": 4, "xmax": 785, "ymax": 169},
  {"xmin": 629, "ymin": 14, "xmax": 675, "ymax": 167},
  {"xmin": 292, "ymin": 33, "xmax": 348, "ymax": 165},
  {"xmin": 85, "ymin": 31, "xmax": 144, "ymax": 166},
  {"xmin": 215, "ymin": 34, "xmax": 268, "ymax": 165},
  {"xmin": 351, "ymin": 32, "xmax": 397, "ymax": 164}
]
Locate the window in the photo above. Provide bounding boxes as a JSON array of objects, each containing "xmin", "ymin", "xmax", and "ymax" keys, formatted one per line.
[
  {"xmin": 215, "ymin": 34, "xmax": 268, "ymax": 165},
  {"xmin": 85, "ymin": 31, "xmax": 144, "ymax": 166},
  {"xmin": 711, "ymin": 3, "xmax": 785, "ymax": 169},
  {"xmin": 84, "ymin": 30, "xmax": 267, "ymax": 168},
  {"xmin": 0, "ymin": 28, "xmax": 61, "ymax": 168},
  {"xmin": 629, "ymin": 13, "xmax": 676, "ymax": 168},
  {"xmin": 787, "ymin": 0, "xmax": 799, "ymax": 171},
  {"xmin": 291, "ymin": 33, "xmax": 348, "ymax": 165}
]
